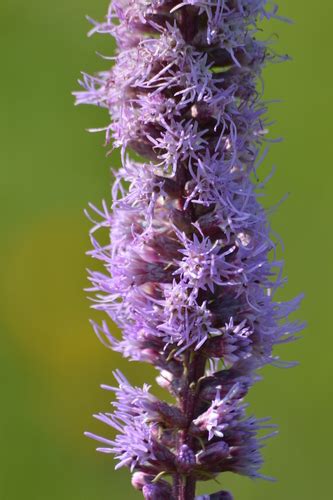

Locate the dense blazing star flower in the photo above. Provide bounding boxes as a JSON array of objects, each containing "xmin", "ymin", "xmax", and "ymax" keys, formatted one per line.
[{"xmin": 75, "ymin": 0, "xmax": 303, "ymax": 498}]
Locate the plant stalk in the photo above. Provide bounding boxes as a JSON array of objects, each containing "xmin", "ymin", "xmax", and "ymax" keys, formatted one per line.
[{"xmin": 173, "ymin": 353, "xmax": 206, "ymax": 499}]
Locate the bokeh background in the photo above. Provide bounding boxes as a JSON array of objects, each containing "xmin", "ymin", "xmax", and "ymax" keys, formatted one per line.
[{"xmin": 1, "ymin": 1, "xmax": 332, "ymax": 499}]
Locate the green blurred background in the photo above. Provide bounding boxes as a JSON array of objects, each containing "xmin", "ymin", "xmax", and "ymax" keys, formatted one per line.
[{"xmin": 0, "ymin": 1, "xmax": 331, "ymax": 499}]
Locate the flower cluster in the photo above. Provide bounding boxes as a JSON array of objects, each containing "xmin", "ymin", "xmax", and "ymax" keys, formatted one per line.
[{"xmin": 75, "ymin": 1, "xmax": 302, "ymax": 498}]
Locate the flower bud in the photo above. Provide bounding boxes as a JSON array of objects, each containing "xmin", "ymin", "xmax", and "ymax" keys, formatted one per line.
[
  {"xmin": 156, "ymin": 370, "xmax": 173, "ymax": 390},
  {"xmin": 141, "ymin": 399, "xmax": 187, "ymax": 428},
  {"xmin": 198, "ymin": 374, "xmax": 250, "ymax": 403},
  {"xmin": 142, "ymin": 481, "xmax": 172, "ymax": 500},
  {"xmin": 131, "ymin": 472, "xmax": 154, "ymax": 491},
  {"xmin": 197, "ymin": 441, "xmax": 230, "ymax": 465},
  {"xmin": 150, "ymin": 436, "xmax": 177, "ymax": 470},
  {"xmin": 177, "ymin": 444, "xmax": 196, "ymax": 473},
  {"xmin": 196, "ymin": 491, "xmax": 233, "ymax": 500}
]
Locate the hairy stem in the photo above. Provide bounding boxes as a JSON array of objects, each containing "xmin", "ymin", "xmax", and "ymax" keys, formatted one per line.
[
  {"xmin": 173, "ymin": 353, "xmax": 206, "ymax": 499},
  {"xmin": 173, "ymin": 474, "xmax": 196, "ymax": 500}
]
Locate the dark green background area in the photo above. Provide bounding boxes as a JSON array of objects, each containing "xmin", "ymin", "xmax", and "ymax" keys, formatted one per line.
[{"xmin": 0, "ymin": 1, "xmax": 331, "ymax": 499}]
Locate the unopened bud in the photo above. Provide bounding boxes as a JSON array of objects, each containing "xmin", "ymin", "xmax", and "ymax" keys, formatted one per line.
[
  {"xmin": 196, "ymin": 491, "xmax": 233, "ymax": 500},
  {"xmin": 131, "ymin": 472, "xmax": 154, "ymax": 491},
  {"xmin": 211, "ymin": 491, "xmax": 233, "ymax": 500},
  {"xmin": 150, "ymin": 437, "xmax": 177, "ymax": 469},
  {"xmin": 141, "ymin": 399, "xmax": 187, "ymax": 427},
  {"xmin": 170, "ymin": 208, "xmax": 193, "ymax": 233},
  {"xmin": 177, "ymin": 444, "xmax": 196, "ymax": 473},
  {"xmin": 156, "ymin": 370, "xmax": 173, "ymax": 390},
  {"xmin": 142, "ymin": 481, "xmax": 172, "ymax": 500},
  {"xmin": 197, "ymin": 441, "xmax": 230, "ymax": 465}
]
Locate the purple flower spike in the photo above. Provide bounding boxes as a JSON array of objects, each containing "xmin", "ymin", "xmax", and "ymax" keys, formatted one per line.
[{"xmin": 75, "ymin": 0, "xmax": 303, "ymax": 498}]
